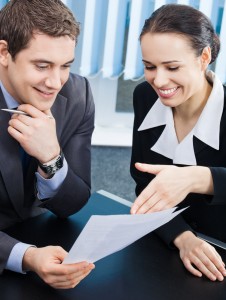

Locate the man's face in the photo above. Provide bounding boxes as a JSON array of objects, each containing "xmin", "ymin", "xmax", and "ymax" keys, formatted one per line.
[{"xmin": 2, "ymin": 33, "xmax": 75, "ymax": 111}]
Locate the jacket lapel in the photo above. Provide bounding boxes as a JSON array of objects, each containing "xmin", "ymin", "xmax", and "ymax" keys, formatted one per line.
[
  {"xmin": 0, "ymin": 89, "xmax": 67, "ymax": 214},
  {"xmin": 51, "ymin": 93, "xmax": 67, "ymax": 139},
  {"xmin": 0, "ymin": 89, "xmax": 25, "ymax": 217}
]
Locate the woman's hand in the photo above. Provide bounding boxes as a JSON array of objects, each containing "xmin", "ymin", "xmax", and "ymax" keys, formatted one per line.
[
  {"xmin": 130, "ymin": 163, "xmax": 213, "ymax": 214},
  {"xmin": 174, "ymin": 231, "xmax": 226, "ymax": 281}
]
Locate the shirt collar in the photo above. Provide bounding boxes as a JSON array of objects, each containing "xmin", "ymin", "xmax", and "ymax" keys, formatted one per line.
[
  {"xmin": 0, "ymin": 81, "xmax": 19, "ymax": 108},
  {"xmin": 138, "ymin": 70, "xmax": 224, "ymax": 165}
]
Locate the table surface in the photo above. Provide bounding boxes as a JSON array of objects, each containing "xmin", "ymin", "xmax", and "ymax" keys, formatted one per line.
[{"xmin": 1, "ymin": 192, "xmax": 226, "ymax": 300}]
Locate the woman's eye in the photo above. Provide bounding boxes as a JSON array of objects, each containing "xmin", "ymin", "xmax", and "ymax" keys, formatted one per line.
[
  {"xmin": 168, "ymin": 67, "xmax": 179, "ymax": 71},
  {"xmin": 145, "ymin": 66, "xmax": 155, "ymax": 70}
]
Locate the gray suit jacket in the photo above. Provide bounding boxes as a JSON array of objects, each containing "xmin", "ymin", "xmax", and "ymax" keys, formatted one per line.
[{"xmin": 0, "ymin": 73, "xmax": 95, "ymax": 273}]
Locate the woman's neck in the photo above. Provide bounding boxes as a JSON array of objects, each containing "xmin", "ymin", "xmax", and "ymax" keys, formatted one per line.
[
  {"xmin": 173, "ymin": 77, "xmax": 212, "ymax": 121},
  {"xmin": 173, "ymin": 77, "xmax": 213, "ymax": 142}
]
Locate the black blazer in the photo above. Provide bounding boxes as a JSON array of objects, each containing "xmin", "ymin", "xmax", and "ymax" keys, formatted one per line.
[
  {"xmin": 131, "ymin": 81, "xmax": 226, "ymax": 246},
  {"xmin": 0, "ymin": 73, "xmax": 95, "ymax": 272}
]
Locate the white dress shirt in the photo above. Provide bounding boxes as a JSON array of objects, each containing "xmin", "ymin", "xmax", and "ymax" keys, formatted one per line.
[{"xmin": 138, "ymin": 70, "xmax": 224, "ymax": 165}]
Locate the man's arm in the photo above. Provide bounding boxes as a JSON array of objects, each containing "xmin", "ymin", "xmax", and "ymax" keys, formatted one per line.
[
  {"xmin": 38, "ymin": 74, "xmax": 95, "ymax": 217},
  {"xmin": 0, "ymin": 231, "xmax": 20, "ymax": 274}
]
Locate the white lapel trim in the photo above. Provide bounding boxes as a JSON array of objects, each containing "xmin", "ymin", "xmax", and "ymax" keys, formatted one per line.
[{"xmin": 138, "ymin": 71, "xmax": 224, "ymax": 165}]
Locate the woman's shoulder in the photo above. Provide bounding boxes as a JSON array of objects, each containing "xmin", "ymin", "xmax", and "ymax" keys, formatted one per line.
[
  {"xmin": 133, "ymin": 81, "xmax": 158, "ymax": 112},
  {"xmin": 223, "ymin": 84, "xmax": 226, "ymax": 95},
  {"xmin": 222, "ymin": 84, "xmax": 226, "ymax": 109},
  {"xmin": 134, "ymin": 81, "xmax": 157, "ymax": 98}
]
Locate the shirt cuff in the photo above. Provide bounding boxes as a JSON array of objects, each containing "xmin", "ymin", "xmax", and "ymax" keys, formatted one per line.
[
  {"xmin": 35, "ymin": 158, "xmax": 68, "ymax": 199},
  {"xmin": 5, "ymin": 242, "xmax": 34, "ymax": 274}
]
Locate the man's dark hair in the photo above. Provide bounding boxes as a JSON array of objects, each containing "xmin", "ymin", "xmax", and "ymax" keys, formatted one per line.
[{"xmin": 0, "ymin": 0, "xmax": 80, "ymax": 60}]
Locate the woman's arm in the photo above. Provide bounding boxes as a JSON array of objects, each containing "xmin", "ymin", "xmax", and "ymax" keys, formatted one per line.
[{"xmin": 131, "ymin": 164, "xmax": 213, "ymax": 214}]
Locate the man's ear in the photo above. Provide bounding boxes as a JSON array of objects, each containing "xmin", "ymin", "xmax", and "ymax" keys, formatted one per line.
[
  {"xmin": 0, "ymin": 40, "xmax": 10, "ymax": 67},
  {"xmin": 201, "ymin": 46, "xmax": 211, "ymax": 70}
]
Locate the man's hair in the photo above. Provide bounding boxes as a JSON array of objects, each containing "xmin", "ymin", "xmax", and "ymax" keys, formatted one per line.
[{"xmin": 0, "ymin": 0, "xmax": 80, "ymax": 60}]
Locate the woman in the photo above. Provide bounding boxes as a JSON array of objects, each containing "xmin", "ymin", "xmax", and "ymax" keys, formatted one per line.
[{"xmin": 130, "ymin": 4, "xmax": 226, "ymax": 281}]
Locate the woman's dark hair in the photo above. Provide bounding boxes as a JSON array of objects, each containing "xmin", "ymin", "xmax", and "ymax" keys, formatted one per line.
[{"xmin": 140, "ymin": 4, "xmax": 220, "ymax": 64}]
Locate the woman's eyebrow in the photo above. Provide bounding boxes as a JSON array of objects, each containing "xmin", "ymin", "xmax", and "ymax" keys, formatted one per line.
[{"xmin": 142, "ymin": 59, "xmax": 181, "ymax": 64}]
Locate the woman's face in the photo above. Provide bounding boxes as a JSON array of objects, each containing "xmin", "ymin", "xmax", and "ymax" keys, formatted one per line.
[{"xmin": 141, "ymin": 32, "xmax": 208, "ymax": 108}]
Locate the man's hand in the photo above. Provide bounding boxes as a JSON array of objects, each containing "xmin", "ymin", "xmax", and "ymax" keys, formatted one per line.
[
  {"xmin": 131, "ymin": 163, "xmax": 213, "ymax": 214},
  {"xmin": 174, "ymin": 231, "xmax": 226, "ymax": 281},
  {"xmin": 8, "ymin": 104, "xmax": 60, "ymax": 163},
  {"xmin": 23, "ymin": 246, "xmax": 95, "ymax": 289}
]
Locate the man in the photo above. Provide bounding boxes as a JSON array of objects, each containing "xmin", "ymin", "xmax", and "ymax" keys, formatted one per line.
[{"xmin": 0, "ymin": 0, "xmax": 95, "ymax": 289}]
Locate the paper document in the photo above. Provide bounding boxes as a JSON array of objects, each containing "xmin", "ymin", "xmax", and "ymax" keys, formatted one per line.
[{"xmin": 63, "ymin": 207, "xmax": 186, "ymax": 264}]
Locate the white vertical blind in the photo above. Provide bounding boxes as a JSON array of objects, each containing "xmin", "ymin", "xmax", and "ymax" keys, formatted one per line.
[
  {"xmin": 79, "ymin": 0, "xmax": 107, "ymax": 76},
  {"xmin": 199, "ymin": 0, "xmax": 214, "ymax": 17},
  {"xmin": 102, "ymin": 0, "xmax": 129, "ymax": 78},
  {"xmin": 215, "ymin": 0, "xmax": 226, "ymax": 83},
  {"xmin": 177, "ymin": 0, "xmax": 190, "ymax": 4},
  {"xmin": 154, "ymin": 0, "xmax": 168, "ymax": 10},
  {"xmin": 64, "ymin": 1, "xmax": 87, "ymax": 74},
  {"xmin": 124, "ymin": 0, "xmax": 153, "ymax": 80}
]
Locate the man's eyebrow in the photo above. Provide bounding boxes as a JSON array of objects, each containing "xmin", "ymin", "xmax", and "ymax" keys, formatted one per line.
[
  {"xmin": 142, "ymin": 59, "xmax": 182, "ymax": 64},
  {"xmin": 63, "ymin": 58, "xmax": 75, "ymax": 65},
  {"xmin": 30, "ymin": 58, "xmax": 75, "ymax": 65}
]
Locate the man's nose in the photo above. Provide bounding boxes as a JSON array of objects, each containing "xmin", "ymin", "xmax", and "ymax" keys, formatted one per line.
[{"xmin": 45, "ymin": 70, "xmax": 62, "ymax": 90}]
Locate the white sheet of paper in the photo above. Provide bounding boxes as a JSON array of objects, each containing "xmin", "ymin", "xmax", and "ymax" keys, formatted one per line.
[{"xmin": 63, "ymin": 207, "xmax": 186, "ymax": 264}]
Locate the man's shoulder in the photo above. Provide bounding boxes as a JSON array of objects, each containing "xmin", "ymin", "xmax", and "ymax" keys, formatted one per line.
[
  {"xmin": 54, "ymin": 73, "xmax": 94, "ymax": 121},
  {"xmin": 59, "ymin": 73, "xmax": 88, "ymax": 99}
]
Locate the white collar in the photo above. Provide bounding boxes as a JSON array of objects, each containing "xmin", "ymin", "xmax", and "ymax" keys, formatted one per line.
[{"xmin": 138, "ymin": 70, "xmax": 224, "ymax": 165}]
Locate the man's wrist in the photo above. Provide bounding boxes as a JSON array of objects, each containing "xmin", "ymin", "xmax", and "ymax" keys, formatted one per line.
[
  {"xmin": 6, "ymin": 243, "xmax": 35, "ymax": 274},
  {"xmin": 38, "ymin": 149, "xmax": 64, "ymax": 176},
  {"xmin": 22, "ymin": 246, "xmax": 37, "ymax": 272}
]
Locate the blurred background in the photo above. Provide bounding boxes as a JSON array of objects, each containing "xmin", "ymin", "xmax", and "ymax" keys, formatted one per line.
[{"xmin": 1, "ymin": 0, "xmax": 225, "ymax": 201}]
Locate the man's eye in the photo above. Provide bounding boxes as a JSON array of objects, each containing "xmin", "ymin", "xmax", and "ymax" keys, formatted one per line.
[
  {"xmin": 36, "ymin": 65, "xmax": 48, "ymax": 70},
  {"xmin": 62, "ymin": 65, "xmax": 71, "ymax": 69}
]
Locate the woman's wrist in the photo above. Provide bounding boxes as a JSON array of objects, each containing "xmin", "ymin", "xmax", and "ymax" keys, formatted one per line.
[
  {"xmin": 186, "ymin": 166, "xmax": 213, "ymax": 195},
  {"xmin": 174, "ymin": 231, "xmax": 195, "ymax": 249}
]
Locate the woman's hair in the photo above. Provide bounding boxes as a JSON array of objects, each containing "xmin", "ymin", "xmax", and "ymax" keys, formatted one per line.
[
  {"xmin": 140, "ymin": 4, "xmax": 220, "ymax": 64},
  {"xmin": 0, "ymin": 0, "xmax": 80, "ymax": 60}
]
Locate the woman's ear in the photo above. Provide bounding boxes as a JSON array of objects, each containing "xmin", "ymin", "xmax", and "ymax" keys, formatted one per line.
[
  {"xmin": 201, "ymin": 46, "xmax": 211, "ymax": 70},
  {"xmin": 0, "ymin": 40, "xmax": 10, "ymax": 67}
]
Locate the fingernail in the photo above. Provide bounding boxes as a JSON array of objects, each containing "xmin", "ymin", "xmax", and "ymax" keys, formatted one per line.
[
  {"xmin": 131, "ymin": 207, "xmax": 136, "ymax": 214},
  {"xmin": 219, "ymin": 275, "xmax": 224, "ymax": 281}
]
